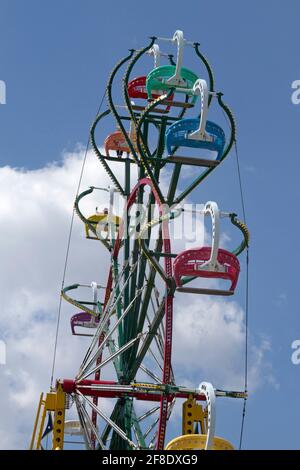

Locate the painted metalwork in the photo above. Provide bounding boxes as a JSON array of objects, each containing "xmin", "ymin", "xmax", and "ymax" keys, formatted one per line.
[{"xmin": 31, "ymin": 29, "xmax": 249, "ymax": 452}]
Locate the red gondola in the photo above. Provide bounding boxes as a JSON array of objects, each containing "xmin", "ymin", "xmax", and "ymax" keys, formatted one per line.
[
  {"xmin": 128, "ymin": 76, "xmax": 174, "ymax": 111},
  {"xmin": 173, "ymin": 246, "xmax": 240, "ymax": 296}
]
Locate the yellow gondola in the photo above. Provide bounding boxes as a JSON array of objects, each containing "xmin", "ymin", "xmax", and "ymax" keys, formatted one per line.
[
  {"xmin": 165, "ymin": 434, "xmax": 234, "ymax": 451},
  {"xmin": 85, "ymin": 209, "xmax": 121, "ymax": 240}
]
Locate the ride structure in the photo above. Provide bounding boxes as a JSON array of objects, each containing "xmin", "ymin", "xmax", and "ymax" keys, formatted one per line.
[{"xmin": 30, "ymin": 30, "xmax": 249, "ymax": 451}]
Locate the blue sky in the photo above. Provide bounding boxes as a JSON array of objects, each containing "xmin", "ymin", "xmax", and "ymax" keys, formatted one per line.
[{"xmin": 1, "ymin": 0, "xmax": 300, "ymax": 450}]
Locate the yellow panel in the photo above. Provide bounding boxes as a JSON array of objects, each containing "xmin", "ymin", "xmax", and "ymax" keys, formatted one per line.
[
  {"xmin": 52, "ymin": 383, "xmax": 65, "ymax": 450},
  {"xmin": 45, "ymin": 393, "xmax": 56, "ymax": 411},
  {"xmin": 31, "ymin": 385, "xmax": 66, "ymax": 451},
  {"xmin": 165, "ymin": 434, "xmax": 234, "ymax": 451},
  {"xmin": 182, "ymin": 398, "xmax": 206, "ymax": 435}
]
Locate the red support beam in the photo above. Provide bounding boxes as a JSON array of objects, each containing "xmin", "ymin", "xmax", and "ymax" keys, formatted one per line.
[{"xmin": 62, "ymin": 379, "xmax": 206, "ymax": 402}]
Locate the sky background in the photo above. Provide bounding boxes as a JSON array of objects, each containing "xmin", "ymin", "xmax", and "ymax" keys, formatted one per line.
[{"xmin": 0, "ymin": 0, "xmax": 300, "ymax": 450}]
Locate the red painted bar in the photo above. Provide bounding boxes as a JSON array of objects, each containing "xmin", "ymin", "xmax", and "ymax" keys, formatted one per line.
[{"xmin": 61, "ymin": 379, "xmax": 206, "ymax": 402}]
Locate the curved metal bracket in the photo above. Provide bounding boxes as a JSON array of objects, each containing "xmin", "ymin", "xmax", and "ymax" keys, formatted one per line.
[
  {"xmin": 199, "ymin": 382, "xmax": 216, "ymax": 450},
  {"xmin": 91, "ymin": 281, "xmax": 98, "ymax": 315},
  {"xmin": 188, "ymin": 79, "xmax": 213, "ymax": 142},
  {"xmin": 149, "ymin": 44, "xmax": 161, "ymax": 68},
  {"xmin": 194, "ymin": 43, "xmax": 215, "ymax": 106},
  {"xmin": 230, "ymin": 213, "xmax": 250, "ymax": 256},
  {"xmin": 201, "ymin": 201, "xmax": 222, "ymax": 271},
  {"xmin": 138, "ymin": 205, "xmax": 182, "ymax": 285},
  {"xmin": 107, "ymin": 186, "xmax": 117, "ymax": 241},
  {"xmin": 62, "ymin": 284, "xmax": 98, "ymax": 317},
  {"xmin": 166, "ymin": 30, "xmax": 185, "ymax": 86},
  {"xmin": 74, "ymin": 187, "xmax": 111, "ymax": 251}
]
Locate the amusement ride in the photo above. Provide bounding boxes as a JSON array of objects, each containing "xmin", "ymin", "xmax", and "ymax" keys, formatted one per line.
[{"xmin": 30, "ymin": 30, "xmax": 250, "ymax": 451}]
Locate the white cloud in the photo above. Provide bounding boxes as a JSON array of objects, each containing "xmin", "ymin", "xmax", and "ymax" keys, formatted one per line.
[
  {"xmin": 0, "ymin": 147, "xmax": 274, "ymax": 449},
  {"xmin": 173, "ymin": 296, "xmax": 277, "ymax": 392}
]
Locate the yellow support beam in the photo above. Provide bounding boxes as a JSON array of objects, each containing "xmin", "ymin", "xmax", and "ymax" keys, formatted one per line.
[
  {"xmin": 182, "ymin": 395, "xmax": 207, "ymax": 435},
  {"xmin": 52, "ymin": 383, "xmax": 65, "ymax": 450},
  {"xmin": 30, "ymin": 383, "xmax": 66, "ymax": 450},
  {"xmin": 30, "ymin": 393, "xmax": 44, "ymax": 450}
]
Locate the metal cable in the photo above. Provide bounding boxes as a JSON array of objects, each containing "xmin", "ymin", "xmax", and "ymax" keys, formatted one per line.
[
  {"xmin": 50, "ymin": 90, "xmax": 106, "ymax": 388},
  {"xmin": 234, "ymin": 141, "xmax": 249, "ymax": 450},
  {"xmin": 220, "ymin": 107, "xmax": 249, "ymax": 449},
  {"xmin": 234, "ymin": 141, "xmax": 247, "ymax": 224},
  {"xmin": 239, "ymin": 248, "xmax": 249, "ymax": 450}
]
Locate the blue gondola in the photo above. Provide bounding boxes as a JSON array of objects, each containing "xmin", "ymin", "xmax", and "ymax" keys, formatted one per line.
[{"xmin": 165, "ymin": 118, "xmax": 226, "ymax": 161}]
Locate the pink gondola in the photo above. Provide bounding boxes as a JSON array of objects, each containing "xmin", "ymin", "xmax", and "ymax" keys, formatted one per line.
[
  {"xmin": 173, "ymin": 247, "xmax": 240, "ymax": 296},
  {"xmin": 128, "ymin": 76, "xmax": 174, "ymax": 111}
]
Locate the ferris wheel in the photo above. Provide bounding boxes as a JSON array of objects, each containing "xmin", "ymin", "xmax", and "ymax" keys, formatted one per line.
[{"xmin": 30, "ymin": 30, "xmax": 249, "ymax": 451}]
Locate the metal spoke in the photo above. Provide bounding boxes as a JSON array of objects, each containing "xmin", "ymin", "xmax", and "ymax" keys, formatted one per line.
[
  {"xmin": 74, "ymin": 396, "xmax": 93, "ymax": 450},
  {"xmin": 144, "ymin": 417, "xmax": 159, "ymax": 440},
  {"xmin": 78, "ymin": 287, "xmax": 146, "ymax": 379},
  {"xmin": 137, "ymin": 406, "xmax": 160, "ymax": 423},
  {"xmin": 77, "ymin": 392, "xmax": 137, "ymax": 449},
  {"xmin": 78, "ymin": 262, "xmax": 137, "ymax": 375},
  {"xmin": 79, "ymin": 334, "xmax": 145, "ymax": 381},
  {"xmin": 75, "ymin": 395, "xmax": 106, "ymax": 449},
  {"xmin": 140, "ymin": 364, "xmax": 162, "ymax": 384},
  {"xmin": 131, "ymin": 406, "xmax": 146, "ymax": 449}
]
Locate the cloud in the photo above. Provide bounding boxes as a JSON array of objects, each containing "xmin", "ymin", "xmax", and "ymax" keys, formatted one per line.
[
  {"xmin": 0, "ymin": 147, "xmax": 274, "ymax": 449},
  {"xmin": 173, "ymin": 296, "xmax": 277, "ymax": 392},
  {"xmin": 0, "ymin": 148, "xmax": 118, "ymax": 449}
]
